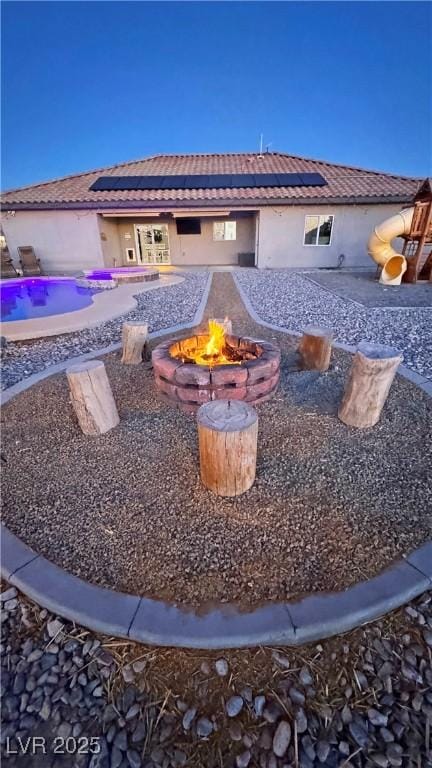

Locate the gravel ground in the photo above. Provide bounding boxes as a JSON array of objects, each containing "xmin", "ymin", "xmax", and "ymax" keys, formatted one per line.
[
  {"xmin": 0, "ymin": 272, "xmax": 209, "ymax": 391},
  {"xmin": 2, "ymin": 275, "xmax": 431, "ymax": 607},
  {"xmin": 234, "ymin": 270, "xmax": 432, "ymax": 381},
  {"xmin": 1, "ymin": 584, "xmax": 431, "ymax": 767},
  {"xmin": 305, "ymin": 271, "xmax": 432, "ymax": 309}
]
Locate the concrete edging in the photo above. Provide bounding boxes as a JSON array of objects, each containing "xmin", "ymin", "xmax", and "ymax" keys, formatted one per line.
[
  {"xmin": 1, "ymin": 268, "xmax": 431, "ymax": 648},
  {"xmin": 1, "ymin": 524, "xmax": 430, "ymax": 648}
]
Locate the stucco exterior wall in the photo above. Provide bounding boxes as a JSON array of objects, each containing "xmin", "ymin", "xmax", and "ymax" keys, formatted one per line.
[
  {"xmin": 98, "ymin": 216, "xmax": 121, "ymax": 268},
  {"xmin": 1, "ymin": 210, "xmax": 104, "ymax": 273},
  {"xmin": 1, "ymin": 203, "xmax": 409, "ymax": 273},
  {"xmin": 256, "ymin": 204, "xmax": 406, "ymax": 269},
  {"xmin": 114, "ymin": 215, "xmax": 256, "ymax": 267}
]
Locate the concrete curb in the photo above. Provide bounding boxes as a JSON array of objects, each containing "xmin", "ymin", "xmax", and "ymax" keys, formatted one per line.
[
  {"xmin": 1, "ymin": 268, "xmax": 431, "ymax": 648},
  {"xmin": 1, "ymin": 525, "xmax": 430, "ymax": 649},
  {"xmin": 232, "ymin": 272, "xmax": 432, "ymax": 398}
]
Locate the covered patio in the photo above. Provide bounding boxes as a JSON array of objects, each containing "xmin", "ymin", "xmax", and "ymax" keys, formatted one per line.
[{"xmin": 98, "ymin": 209, "xmax": 258, "ymax": 268}]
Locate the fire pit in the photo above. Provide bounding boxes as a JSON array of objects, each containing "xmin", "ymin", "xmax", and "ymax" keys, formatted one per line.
[{"xmin": 152, "ymin": 320, "xmax": 281, "ymax": 412}]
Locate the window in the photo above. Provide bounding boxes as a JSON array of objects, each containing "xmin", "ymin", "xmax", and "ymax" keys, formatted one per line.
[
  {"xmin": 213, "ymin": 221, "xmax": 237, "ymax": 241},
  {"xmin": 304, "ymin": 215, "xmax": 334, "ymax": 246},
  {"xmin": 126, "ymin": 248, "xmax": 136, "ymax": 262},
  {"xmin": 176, "ymin": 218, "xmax": 201, "ymax": 235}
]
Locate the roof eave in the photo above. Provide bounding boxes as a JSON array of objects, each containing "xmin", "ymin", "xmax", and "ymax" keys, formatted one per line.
[{"xmin": 0, "ymin": 195, "xmax": 415, "ymax": 211}]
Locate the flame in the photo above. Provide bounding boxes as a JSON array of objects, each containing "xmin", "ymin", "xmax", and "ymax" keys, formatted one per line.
[
  {"xmin": 205, "ymin": 319, "xmax": 226, "ymax": 358},
  {"xmin": 171, "ymin": 318, "xmax": 239, "ymax": 366}
]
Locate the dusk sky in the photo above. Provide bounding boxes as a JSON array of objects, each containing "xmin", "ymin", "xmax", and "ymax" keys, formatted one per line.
[{"xmin": 1, "ymin": 1, "xmax": 431, "ymax": 190}]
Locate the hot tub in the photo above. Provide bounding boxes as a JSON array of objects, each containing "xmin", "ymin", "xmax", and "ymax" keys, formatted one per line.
[{"xmin": 84, "ymin": 267, "xmax": 160, "ymax": 284}]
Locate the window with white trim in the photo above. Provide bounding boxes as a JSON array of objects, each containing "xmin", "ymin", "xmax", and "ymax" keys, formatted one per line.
[
  {"xmin": 303, "ymin": 215, "xmax": 334, "ymax": 246},
  {"xmin": 213, "ymin": 221, "xmax": 237, "ymax": 241},
  {"xmin": 126, "ymin": 247, "xmax": 136, "ymax": 262}
]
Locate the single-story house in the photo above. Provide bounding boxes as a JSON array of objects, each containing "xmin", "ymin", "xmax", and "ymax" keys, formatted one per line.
[{"xmin": 0, "ymin": 152, "xmax": 420, "ymax": 273}]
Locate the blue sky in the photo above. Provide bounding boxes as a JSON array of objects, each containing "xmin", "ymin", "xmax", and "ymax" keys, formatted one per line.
[{"xmin": 1, "ymin": 1, "xmax": 431, "ymax": 190}]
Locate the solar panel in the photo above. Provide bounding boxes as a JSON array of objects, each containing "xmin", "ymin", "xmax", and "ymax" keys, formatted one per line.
[
  {"xmin": 184, "ymin": 175, "xmax": 213, "ymax": 188},
  {"xmin": 113, "ymin": 177, "xmax": 144, "ymax": 191},
  {"xmin": 160, "ymin": 176, "xmax": 187, "ymax": 189},
  {"xmin": 276, "ymin": 173, "xmax": 303, "ymax": 186},
  {"xmin": 299, "ymin": 173, "xmax": 327, "ymax": 186},
  {"xmin": 208, "ymin": 174, "xmax": 234, "ymax": 187},
  {"xmin": 135, "ymin": 176, "xmax": 162, "ymax": 190},
  {"xmin": 89, "ymin": 172, "xmax": 327, "ymax": 192},
  {"xmin": 253, "ymin": 174, "xmax": 279, "ymax": 187},
  {"xmin": 90, "ymin": 177, "xmax": 112, "ymax": 191},
  {"xmin": 230, "ymin": 174, "xmax": 254, "ymax": 188}
]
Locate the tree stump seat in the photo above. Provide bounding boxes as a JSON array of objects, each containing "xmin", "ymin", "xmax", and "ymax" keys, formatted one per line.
[
  {"xmin": 338, "ymin": 341, "xmax": 402, "ymax": 428},
  {"xmin": 66, "ymin": 360, "xmax": 119, "ymax": 435},
  {"xmin": 121, "ymin": 321, "xmax": 149, "ymax": 365},
  {"xmin": 197, "ymin": 400, "xmax": 258, "ymax": 497}
]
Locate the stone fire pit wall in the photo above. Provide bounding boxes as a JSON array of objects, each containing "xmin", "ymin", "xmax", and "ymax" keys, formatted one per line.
[{"xmin": 152, "ymin": 334, "xmax": 281, "ymax": 411}]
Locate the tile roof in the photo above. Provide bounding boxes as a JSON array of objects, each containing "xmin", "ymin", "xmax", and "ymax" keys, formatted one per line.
[{"xmin": 0, "ymin": 152, "xmax": 420, "ymax": 209}]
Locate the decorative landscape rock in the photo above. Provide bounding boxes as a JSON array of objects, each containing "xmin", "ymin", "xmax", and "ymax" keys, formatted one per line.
[
  {"xmin": 272, "ymin": 720, "xmax": 291, "ymax": 757},
  {"xmin": 196, "ymin": 716, "xmax": 213, "ymax": 738},
  {"xmin": 234, "ymin": 269, "xmax": 432, "ymax": 381},
  {"xmin": 215, "ymin": 659, "xmax": 229, "ymax": 677},
  {"xmin": 75, "ymin": 277, "xmax": 117, "ymax": 291},
  {"xmin": 225, "ymin": 695, "xmax": 244, "ymax": 718}
]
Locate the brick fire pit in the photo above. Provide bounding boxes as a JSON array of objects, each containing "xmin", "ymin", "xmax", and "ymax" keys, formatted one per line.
[{"xmin": 152, "ymin": 333, "xmax": 281, "ymax": 412}]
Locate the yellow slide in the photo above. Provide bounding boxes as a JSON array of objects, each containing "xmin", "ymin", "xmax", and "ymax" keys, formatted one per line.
[{"xmin": 367, "ymin": 207, "xmax": 414, "ymax": 285}]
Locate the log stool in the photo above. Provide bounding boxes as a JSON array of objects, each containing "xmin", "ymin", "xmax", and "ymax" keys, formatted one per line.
[
  {"xmin": 121, "ymin": 321, "xmax": 149, "ymax": 364},
  {"xmin": 197, "ymin": 400, "xmax": 258, "ymax": 497},
  {"xmin": 298, "ymin": 326, "xmax": 333, "ymax": 372},
  {"xmin": 338, "ymin": 341, "xmax": 402, "ymax": 428},
  {"xmin": 66, "ymin": 360, "xmax": 119, "ymax": 435}
]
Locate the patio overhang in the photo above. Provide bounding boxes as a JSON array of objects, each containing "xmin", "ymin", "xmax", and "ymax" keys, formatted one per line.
[{"xmin": 100, "ymin": 210, "xmax": 235, "ymax": 219}]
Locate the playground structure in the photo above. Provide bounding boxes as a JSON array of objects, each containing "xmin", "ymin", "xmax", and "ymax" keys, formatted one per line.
[{"xmin": 368, "ymin": 178, "xmax": 432, "ymax": 285}]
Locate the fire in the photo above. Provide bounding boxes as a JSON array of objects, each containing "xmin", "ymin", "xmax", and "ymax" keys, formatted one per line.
[
  {"xmin": 171, "ymin": 318, "xmax": 240, "ymax": 366},
  {"xmin": 205, "ymin": 319, "xmax": 226, "ymax": 358}
]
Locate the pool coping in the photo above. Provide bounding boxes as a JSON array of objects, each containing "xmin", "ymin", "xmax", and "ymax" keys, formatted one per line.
[
  {"xmin": 1, "ymin": 274, "xmax": 184, "ymax": 341},
  {"xmin": 1, "ymin": 269, "xmax": 431, "ymax": 647}
]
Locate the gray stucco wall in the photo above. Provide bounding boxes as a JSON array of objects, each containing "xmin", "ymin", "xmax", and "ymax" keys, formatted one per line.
[
  {"xmin": 1, "ymin": 210, "xmax": 104, "ymax": 273},
  {"xmin": 1, "ymin": 203, "xmax": 409, "ymax": 273},
  {"xmin": 98, "ymin": 216, "xmax": 121, "ymax": 268},
  {"xmin": 257, "ymin": 203, "xmax": 406, "ymax": 269}
]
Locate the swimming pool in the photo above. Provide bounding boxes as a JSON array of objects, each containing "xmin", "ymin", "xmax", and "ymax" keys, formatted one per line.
[{"xmin": 0, "ymin": 278, "xmax": 99, "ymax": 322}]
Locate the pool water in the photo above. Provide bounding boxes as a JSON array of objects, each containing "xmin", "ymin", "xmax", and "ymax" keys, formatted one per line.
[{"xmin": 1, "ymin": 278, "xmax": 99, "ymax": 322}]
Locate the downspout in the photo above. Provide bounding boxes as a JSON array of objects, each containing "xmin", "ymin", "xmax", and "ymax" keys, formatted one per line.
[{"xmin": 255, "ymin": 211, "xmax": 260, "ymax": 268}]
